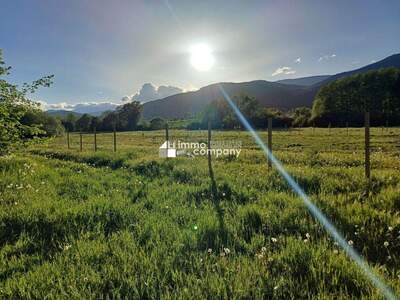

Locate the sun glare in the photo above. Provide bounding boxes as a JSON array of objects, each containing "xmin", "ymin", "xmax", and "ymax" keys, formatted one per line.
[{"xmin": 190, "ymin": 43, "xmax": 214, "ymax": 72}]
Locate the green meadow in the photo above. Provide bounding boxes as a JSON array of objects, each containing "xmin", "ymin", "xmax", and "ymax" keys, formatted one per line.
[{"xmin": 1, "ymin": 128, "xmax": 399, "ymax": 299}]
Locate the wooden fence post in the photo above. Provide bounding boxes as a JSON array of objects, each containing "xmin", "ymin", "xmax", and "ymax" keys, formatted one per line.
[
  {"xmin": 267, "ymin": 117, "xmax": 272, "ymax": 168},
  {"xmin": 67, "ymin": 130, "xmax": 70, "ymax": 149},
  {"xmin": 79, "ymin": 131, "xmax": 82, "ymax": 151},
  {"xmin": 113, "ymin": 126, "xmax": 117, "ymax": 152},
  {"xmin": 365, "ymin": 112, "xmax": 370, "ymax": 179},
  {"xmin": 94, "ymin": 127, "xmax": 97, "ymax": 152}
]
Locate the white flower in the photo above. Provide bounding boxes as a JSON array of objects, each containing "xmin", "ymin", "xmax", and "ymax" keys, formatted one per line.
[
  {"xmin": 223, "ymin": 247, "xmax": 230, "ymax": 255},
  {"xmin": 384, "ymin": 241, "xmax": 389, "ymax": 247},
  {"xmin": 305, "ymin": 233, "xmax": 310, "ymax": 239},
  {"xmin": 348, "ymin": 240, "xmax": 354, "ymax": 246},
  {"xmin": 207, "ymin": 248, "xmax": 212, "ymax": 254},
  {"xmin": 388, "ymin": 226, "xmax": 393, "ymax": 232},
  {"xmin": 271, "ymin": 237, "xmax": 277, "ymax": 243},
  {"xmin": 333, "ymin": 249, "xmax": 339, "ymax": 254},
  {"xmin": 261, "ymin": 246, "xmax": 267, "ymax": 253}
]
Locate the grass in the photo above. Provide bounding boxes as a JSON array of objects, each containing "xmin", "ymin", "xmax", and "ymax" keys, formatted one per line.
[{"xmin": 0, "ymin": 127, "xmax": 399, "ymax": 298}]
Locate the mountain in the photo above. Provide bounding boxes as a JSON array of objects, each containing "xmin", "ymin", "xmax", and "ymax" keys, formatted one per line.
[
  {"xmin": 276, "ymin": 75, "xmax": 330, "ymax": 86},
  {"xmin": 72, "ymin": 103, "xmax": 118, "ymax": 115},
  {"xmin": 143, "ymin": 80, "xmax": 314, "ymax": 119},
  {"xmin": 142, "ymin": 53, "xmax": 400, "ymax": 120},
  {"xmin": 315, "ymin": 53, "xmax": 400, "ymax": 87},
  {"xmin": 46, "ymin": 110, "xmax": 82, "ymax": 118}
]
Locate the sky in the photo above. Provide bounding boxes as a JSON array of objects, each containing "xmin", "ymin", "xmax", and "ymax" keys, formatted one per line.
[{"xmin": 1, "ymin": 0, "xmax": 400, "ymax": 109}]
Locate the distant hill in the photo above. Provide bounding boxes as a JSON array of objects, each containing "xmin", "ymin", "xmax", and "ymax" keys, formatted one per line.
[
  {"xmin": 142, "ymin": 53, "xmax": 400, "ymax": 119},
  {"xmin": 142, "ymin": 80, "xmax": 315, "ymax": 119},
  {"xmin": 46, "ymin": 110, "xmax": 82, "ymax": 118},
  {"xmin": 276, "ymin": 75, "xmax": 330, "ymax": 86},
  {"xmin": 315, "ymin": 53, "xmax": 400, "ymax": 87}
]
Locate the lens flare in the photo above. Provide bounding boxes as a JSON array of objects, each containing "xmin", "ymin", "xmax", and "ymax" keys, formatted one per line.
[{"xmin": 217, "ymin": 84, "xmax": 397, "ymax": 300}]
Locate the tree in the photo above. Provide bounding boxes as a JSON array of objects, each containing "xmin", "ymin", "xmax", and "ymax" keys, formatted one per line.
[
  {"xmin": 101, "ymin": 112, "xmax": 118, "ymax": 131},
  {"xmin": 0, "ymin": 49, "xmax": 54, "ymax": 154},
  {"xmin": 202, "ymin": 94, "xmax": 268, "ymax": 129},
  {"xmin": 116, "ymin": 101, "xmax": 142, "ymax": 131},
  {"xmin": 62, "ymin": 113, "xmax": 77, "ymax": 132},
  {"xmin": 290, "ymin": 107, "xmax": 311, "ymax": 127},
  {"xmin": 150, "ymin": 117, "xmax": 165, "ymax": 130},
  {"xmin": 311, "ymin": 68, "xmax": 400, "ymax": 126},
  {"xmin": 75, "ymin": 114, "xmax": 92, "ymax": 132}
]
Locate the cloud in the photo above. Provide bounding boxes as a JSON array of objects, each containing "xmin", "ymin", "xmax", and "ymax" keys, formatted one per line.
[
  {"xmin": 294, "ymin": 57, "xmax": 301, "ymax": 63},
  {"xmin": 36, "ymin": 101, "xmax": 119, "ymax": 114},
  {"xmin": 318, "ymin": 54, "xmax": 337, "ymax": 62},
  {"xmin": 124, "ymin": 83, "xmax": 183, "ymax": 103},
  {"xmin": 271, "ymin": 66, "xmax": 296, "ymax": 77}
]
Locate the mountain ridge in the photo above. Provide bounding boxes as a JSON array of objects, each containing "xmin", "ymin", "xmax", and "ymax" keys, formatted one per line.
[{"xmin": 142, "ymin": 53, "xmax": 400, "ymax": 119}]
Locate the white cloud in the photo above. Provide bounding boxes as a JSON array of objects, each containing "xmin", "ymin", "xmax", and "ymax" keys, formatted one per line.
[
  {"xmin": 294, "ymin": 57, "xmax": 301, "ymax": 63},
  {"xmin": 318, "ymin": 54, "xmax": 337, "ymax": 62},
  {"xmin": 271, "ymin": 66, "xmax": 296, "ymax": 77},
  {"xmin": 36, "ymin": 101, "xmax": 119, "ymax": 114},
  {"xmin": 123, "ymin": 83, "xmax": 184, "ymax": 103}
]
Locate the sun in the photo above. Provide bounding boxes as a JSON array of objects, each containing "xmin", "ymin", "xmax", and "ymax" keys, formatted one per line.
[{"xmin": 190, "ymin": 43, "xmax": 215, "ymax": 72}]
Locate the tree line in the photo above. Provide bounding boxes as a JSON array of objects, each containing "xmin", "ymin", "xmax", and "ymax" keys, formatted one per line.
[
  {"xmin": 311, "ymin": 68, "xmax": 400, "ymax": 126},
  {"xmin": 62, "ymin": 101, "xmax": 143, "ymax": 132}
]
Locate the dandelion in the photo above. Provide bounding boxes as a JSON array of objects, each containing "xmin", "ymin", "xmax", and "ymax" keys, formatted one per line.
[
  {"xmin": 388, "ymin": 226, "xmax": 393, "ymax": 232},
  {"xmin": 222, "ymin": 192, "xmax": 226, "ymax": 197},
  {"xmin": 303, "ymin": 239, "xmax": 308, "ymax": 243},
  {"xmin": 193, "ymin": 225, "xmax": 198, "ymax": 231},
  {"xmin": 384, "ymin": 241, "xmax": 389, "ymax": 247},
  {"xmin": 271, "ymin": 237, "xmax": 277, "ymax": 243},
  {"xmin": 305, "ymin": 233, "xmax": 310, "ymax": 239},
  {"xmin": 348, "ymin": 240, "xmax": 354, "ymax": 246},
  {"xmin": 207, "ymin": 248, "xmax": 212, "ymax": 254},
  {"xmin": 223, "ymin": 247, "xmax": 230, "ymax": 255},
  {"xmin": 261, "ymin": 246, "xmax": 267, "ymax": 253}
]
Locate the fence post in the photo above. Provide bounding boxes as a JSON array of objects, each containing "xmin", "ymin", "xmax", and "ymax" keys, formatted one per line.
[
  {"xmin": 94, "ymin": 127, "xmax": 97, "ymax": 152},
  {"xmin": 79, "ymin": 131, "xmax": 82, "ymax": 151},
  {"xmin": 113, "ymin": 126, "xmax": 117, "ymax": 152},
  {"xmin": 267, "ymin": 117, "xmax": 272, "ymax": 168},
  {"xmin": 365, "ymin": 111, "xmax": 370, "ymax": 179},
  {"xmin": 165, "ymin": 123, "xmax": 169, "ymax": 158},
  {"xmin": 67, "ymin": 130, "xmax": 70, "ymax": 149}
]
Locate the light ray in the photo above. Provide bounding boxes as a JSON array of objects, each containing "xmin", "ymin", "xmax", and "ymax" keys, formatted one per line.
[{"xmin": 217, "ymin": 84, "xmax": 397, "ymax": 300}]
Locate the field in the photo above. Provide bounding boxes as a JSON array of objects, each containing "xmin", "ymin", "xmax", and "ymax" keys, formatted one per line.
[{"xmin": 1, "ymin": 128, "xmax": 400, "ymax": 299}]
